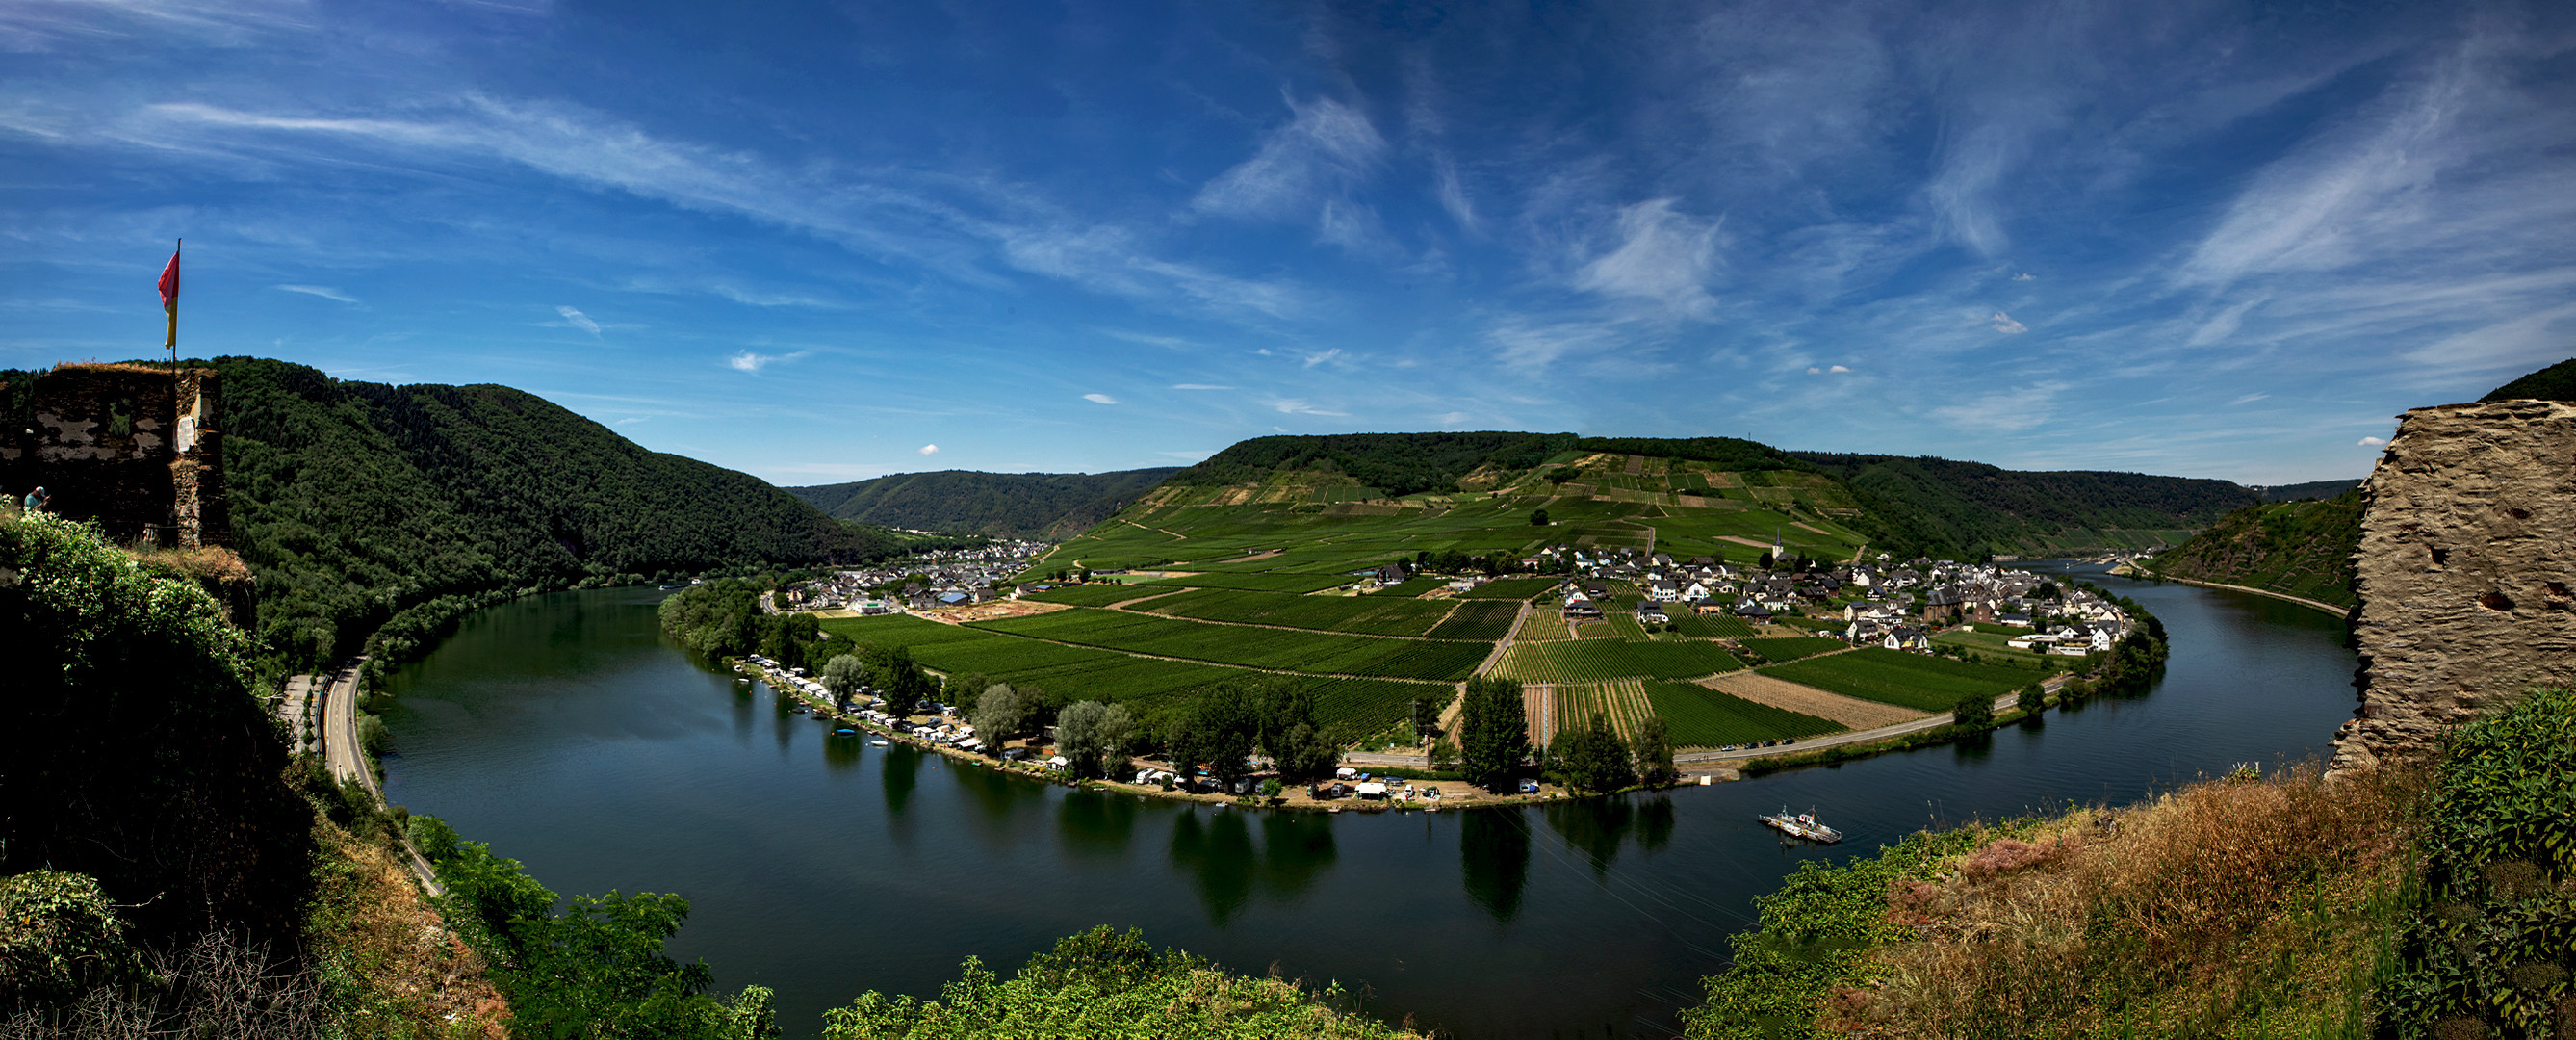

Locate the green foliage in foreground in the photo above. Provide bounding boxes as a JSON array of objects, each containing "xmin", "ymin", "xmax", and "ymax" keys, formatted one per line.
[
  {"xmin": 2380, "ymin": 686, "xmax": 2576, "ymax": 1037},
  {"xmin": 411, "ymin": 817, "xmax": 778, "ymax": 1040},
  {"xmin": 1682, "ymin": 828, "xmax": 1993, "ymax": 1039},
  {"xmin": 822, "ymin": 926, "xmax": 1415, "ymax": 1040}
]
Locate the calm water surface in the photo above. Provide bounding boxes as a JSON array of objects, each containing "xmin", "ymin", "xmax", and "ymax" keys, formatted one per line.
[{"xmin": 381, "ymin": 564, "xmax": 2357, "ymax": 1038}]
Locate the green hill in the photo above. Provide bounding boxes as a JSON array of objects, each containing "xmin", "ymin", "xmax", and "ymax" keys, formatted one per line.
[
  {"xmin": 2144, "ymin": 488, "xmax": 2362, "ymax": 607},
  {"xmin": 787, "ymin": 467, "xmax": 1180, "ymax": 538},
  {"xmin": 2256, "ymin": 479, "xmax": 2361, "ymax": 502},
  {"xmin": 0, "ymin": 357, "xmax": 907, "ymax": 671},
  {"xmin": 2480, "ymin": 356, "xmax": 2576, "ymax": 402},
  {"xmin": 1790, "ymin": 453, "xmax": 2261, "ymax": 559}
]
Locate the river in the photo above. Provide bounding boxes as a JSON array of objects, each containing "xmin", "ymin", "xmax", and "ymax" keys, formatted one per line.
[{"xmin": 379, "ymin": 563, "xmax": 2358, "ymax": 1038}]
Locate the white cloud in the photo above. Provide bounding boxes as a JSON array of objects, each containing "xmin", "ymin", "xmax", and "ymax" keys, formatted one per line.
[
  {"xmin": 273, "ymin": 283, "xmax": 357, "ymax": 303},
  {"xmin": 1156, "ymin": 449, "xmax": 1214, "ymax": 461},
  {"xmin": 1989, "ymin": 311, "xmax": 2028, "ymax": 334},
  {"xmin": 1301, "ymin": 349, "xmax": 1343, "ymax": 369},
  {"xmin": 1083, "ymin": 393, "xmax": 1119, "ymax": 404},
  {"xmin": 1929, "ymin": 382, "xmax": 2069, "ymax": 432},
  {"xmin": 2230, "ymin": 393, "xmax": 2270, "ymax": 405},
  {"xmin": 1830, "ymin": 364, "xmax": 1851, "ymax": 373},
  {"xmin": 1487, "ymin": 319, "xmax": 1620, "ymax": 372},
  {"xmin": 917, "ymin": 444, "xmax": 939, "ymax": 455},
  {"xmin": 728, "ymin": 350, "xmax": 807, "ymax": 373},
  {"xmin": 2358, "ymin": 436, "xmax": 2387, "ymax": 447},
  {"xmin": 1266, "ymin": 398, "xmax": 1350, "ymax": 417},
  {"xmin": 2011, "ymin": 273, "xmax": 2037, "ymax": 281},
  {"xmin": 556, "ymin": 304, "xmax": 601, "ymax": 335},
  {"xmin": 1572, "ymin": 198, "xmax": 1720, "ymax": 316},
  {"xmin": 1171, "ymin": 383, "xmax": 1233, "ymax": 390},
  {"xmin": 1194, "ymin": 95, "xmax": 1386, "ymax": 221},
  {"xmin": 2400, "ymin": 302, "xmax": 2576, "ymax": 373},
  {"xmin": 1807, "ymin": 366, "xmax": 1822, "ymax": 375}
]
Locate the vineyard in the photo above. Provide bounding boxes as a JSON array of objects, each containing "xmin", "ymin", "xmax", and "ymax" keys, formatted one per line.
[
  {"xmin": 1142, "ymin": 587, "xmax": 1454, "ymax": 637},
  {"xmin": 1458, "ymin": 576, "xmax": 1561, "ymax": 600},
  {"xmin": 1516, "ymin": 608, "xmax": 1579, "ymax": 640},
  {"xmin": 1738, "ymin": 637, "xmax": 1849, "ymax": 663},
  {"xmin": 1136, "ymin": 571, "xmax": 1353, "ymax": 593},
  {"xmin": 1424, "ymin": 600, "xmax": 1520, "ymax": 640},
  {"xmin": 971, "ymin": 608, "xmax": 1490, "ymax": 680},
  {"xmin": 1021, "ymin": 584, "xmax": 1176, "ymax": 607},
  {"xmin": 1645, "ymin": 682, "xmax": 1842, "ymax": 747},
  {"xmin": 1538, "ymin": 680, "xmax": 1840, "ymax": 749},
  {"xmin": 1667, "ymin": 613, "xmax": 1757, "ymax": 638},
  {"xmin": 1490, "ymin": 638, "xmax": 1742, "ymax": 683},
  {"xmin": 817, "ymin": 615, "xmax": 1440, "ymax": 741},
  {"xmin": 1759, "ymin": 647, "xmax": 2031, "ymax": 713}
]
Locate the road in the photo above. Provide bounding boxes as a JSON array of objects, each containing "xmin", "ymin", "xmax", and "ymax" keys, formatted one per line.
[{"xmin": 313, "ymin": 660, "xmax": 445, "ymax": 897}]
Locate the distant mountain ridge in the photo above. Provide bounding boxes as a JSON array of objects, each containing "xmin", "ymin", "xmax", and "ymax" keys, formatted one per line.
[{"xmin": 788, "ymin": 467, "xmax": 1181, "ymax": 538}]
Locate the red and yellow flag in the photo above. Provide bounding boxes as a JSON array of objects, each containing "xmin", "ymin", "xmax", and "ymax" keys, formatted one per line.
[{"xmin": 158, "ymin": 240, "xmax": 181, "ymax": 349}]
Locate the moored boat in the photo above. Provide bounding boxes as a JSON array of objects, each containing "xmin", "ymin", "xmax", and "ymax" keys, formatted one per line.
[{"xmin": 1757, "ymin": 807, "xmax": 1843, "ymax": 844}]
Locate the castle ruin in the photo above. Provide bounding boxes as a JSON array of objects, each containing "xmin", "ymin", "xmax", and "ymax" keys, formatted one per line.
[{"xmin": 0, "ymin": 364, "xmax": 229, "ymax": 549}]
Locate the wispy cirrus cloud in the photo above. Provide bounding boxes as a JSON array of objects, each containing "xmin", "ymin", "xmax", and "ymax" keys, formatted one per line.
[
  {"xmin": 728, "ymin": 349, "xmax": 808, "ymax": 373},
  {"xmin": 273, "ymin": 283, "xmax": 357, "ymax": 303},
  {"xmin": 1083, "ymin": 393, "xmax": 1120, "ymax": 404},
  {"xmin": 555, "ymin": 305, "xmax": 601, "ymax": 335}
]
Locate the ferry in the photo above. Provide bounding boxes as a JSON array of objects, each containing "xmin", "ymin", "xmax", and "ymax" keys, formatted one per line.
[{"xmin": 1758, "ymin": 807, "xmax": 1843, "ymax": 845}]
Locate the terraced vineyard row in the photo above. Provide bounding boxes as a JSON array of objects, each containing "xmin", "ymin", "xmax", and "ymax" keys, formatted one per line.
[
  {"xmin": 972, "ymin": 607, "xmax": 1489, "ymax": 681},
  {"xmin": 1516, "ymin": 609, "xmax": 1579, "ymax": 640},
  {"xmin": 1759, "ymin": 647, "xmax": 2032, "ymax": 713},
  {"xmin": 1137, "ymin": 571, "xmax": 1352, "ymax": 594},
  {"xmin": 1022, "ymin": 584, "xmax": 1176, "ymax": 607},
  {"xmin": 1489, "ymin": 638, "xmax": 1742, "ymax": 683},
  {"xmin": 1458, "ymin": 576, "xmax": 1560, "ymax": 600},
  {"xmin": 1667, "ymin": 613, "xmax": 1757, "ymax": 638},
  {"xmin": 1144, "ymin": 587, "xmax": 1454, "ymax": 637}
]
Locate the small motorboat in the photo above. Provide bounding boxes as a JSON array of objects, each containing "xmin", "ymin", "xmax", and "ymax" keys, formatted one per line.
[
  {"xmin": 833, "ymin": 728, "xmax": 856, "ymax": 736},
  {"xmin": 1758, "ymin": 807, "xmax": 1843, "ymax": 844},
  {"xmin": 869, "ymin": 739, "xmax": 889, "ymax": 747}
]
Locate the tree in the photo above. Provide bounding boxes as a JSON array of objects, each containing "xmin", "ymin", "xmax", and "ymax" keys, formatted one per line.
[
  {"xmin": 1167, "ymin": 685, "xmax": 1260, "ymax": 787},
  {"xmin": 1055, "ymin": 700, "xmax": 1113, "ymax": 778},
  {"xmin": 1951, "ymin": 690, "xmax": 1995, "ymax": 729},
  {"xmin": 1555, "ymin": 713, "xmax": 1636, "ymax": 794},
  {"xmin": 2032, "ymin": 582, "xmax": 2060, "ymax": 601},
  {"xmin": 2016, "ymin": 683, "xmax": 2045, "ymax": 715},
  {"xmin": 1271, "ymin": 722, "xmax": 1338, "ymax": 783},
  {"xmin": 1633, "ymin": 714, "xmax": 1676, "ymax": 787},
  {"xmin": 821, "ymin": 654, "xmax": 867, "ymax": 713},
  {"xmin": 1428, "ymin": 739, "xmax": 1459, "ymax": 774},
  {"xmin": 1530, "ymin": 507, "xmax": 1549, "ymax": 526},
  {"xmin": 1095, "ymin": 703, "xmax": 1138, "ymax": 776},
  {"xmin": 971, "ymin": 684, "xmax": 1029, "ymax": 754},
  {"xmin": 1457, "ymin": 676, "xmax": 1531, "ymax": 792}
]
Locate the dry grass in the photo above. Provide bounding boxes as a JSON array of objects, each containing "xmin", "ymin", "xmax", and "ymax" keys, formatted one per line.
[
  {"xmin": 1827, "ymin": 765, "xmax": 2417, "ymax": 1039},
  {"xmin": 304, "ymin": 821, "xmax": 510, "ymax": 1038},
  {"xmin": 1702, "ymin": 671, "xmax": 1925, "ymax": 730},
  {"xmin": 126, "ymin": 545, "xmax": 254, "ymax": 583}
]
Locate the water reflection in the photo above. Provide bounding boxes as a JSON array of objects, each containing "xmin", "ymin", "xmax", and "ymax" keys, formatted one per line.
[
  {"xmin": 881, "ymin": 743, "xmax": 919, "ymax": 817},
  {"xmin": 1256, "ymin": 813, "xmax": 1335, "ymax": 902},
  {"xmin": 1169, "ymin": 810, "xmax": 1257, "ymax": 925},
  {"xmin": 1459, "ymin": 810, "xmax": 1531, "ymax": 923},
  {"xmin": 822, "ymin": 730, "xmax": 862, "ymax": 772},
  {"xmin": 1055, "ymin": 789, "xmax": 1138, "ymax": 860},
  {"xmin": 1636, "ymin": 797, "xmax": 1675, "ymax": 852},
  {"xmin": 1543, "ymin": 797, "xmax": 1635, "ymax": 876}
]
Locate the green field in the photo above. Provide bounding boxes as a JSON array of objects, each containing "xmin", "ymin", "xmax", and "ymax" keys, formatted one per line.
[
  {"xmin": 1490, "ymin": 638, "xmax": 1741, "ymax": 683},
  {"xmin": 972, "ymin": 608, "xmax": 1489, "ymax": 681},
  {"xmin": 1739, "ymin": 637, "xmax": 1849, "ymax": 663},
  {"xmin": 1369, "ymin": 576, "xmax": 1447, "ymax": 597},
  {"xmin": 1020, "ymin": 584, "xmax": 1176, "ymax": 607},
  {"xmin": 1931, "ymin": 628, "xmax": 2069, "ymax": 667},
  {"xmin": 1459, "ymin": 576, "xmax": 1561, "ymax": 600},
  {"xmin": 1667, "ymin": 613, "xmax": 1756, "ymax": 638},
  {"xmin": 815, "ymin": 615, "xmax": 1436, "ymax": 741},
  {"xmin": 1759, "ymin": 647, "xmax": 2033, "ymax": 713},
  {"xmin": 1424, "ymin": 600, "xmax": 1519, "ymax": 640},
  {"xmin": 1143, "ymin": 587, "xmax": 1454, "ymax": 637},
  {"xmin": 1644, "ymin": 682, "xmax": 1842, "ymax": 747},
  {"xmin": 1139, "ymin": 571, "xmax": 1354, "ymax": 593}
]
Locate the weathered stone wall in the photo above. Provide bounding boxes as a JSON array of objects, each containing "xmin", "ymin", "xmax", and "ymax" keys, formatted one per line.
[
  {"xmin": 2332, "ymin": 398, "xmax": 2576, "ymax": 772},
  {"xmin": 0, "ymin": 365, "xmax": 228, "ymax": 548}
]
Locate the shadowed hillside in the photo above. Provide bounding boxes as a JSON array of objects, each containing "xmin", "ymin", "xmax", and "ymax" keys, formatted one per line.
[
  {"xmin": 788, "ymin": 467, "xmax": 1180, "ymax": 538},
  {"xmin": 2146, "ymin": 488, "xmax": 2362, "ymax": 607}
]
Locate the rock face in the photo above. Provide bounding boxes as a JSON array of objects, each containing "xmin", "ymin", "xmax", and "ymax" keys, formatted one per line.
[
  {"xmin": 2334, "ymin": 399, "xmax": 2576, "ymax": 772},
  {"xmin": 0, "ymin": 364, "xmax": 228, "ymax": 548}
]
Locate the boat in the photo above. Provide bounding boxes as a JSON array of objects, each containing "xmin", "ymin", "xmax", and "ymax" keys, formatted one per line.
[
  {"xmin": 869, "ymin": 739, "xmax": 889, "ymax": 747},
  {"xmin": 1757, "ymin": 807, "xmax": 1843, "ymax": 844}
]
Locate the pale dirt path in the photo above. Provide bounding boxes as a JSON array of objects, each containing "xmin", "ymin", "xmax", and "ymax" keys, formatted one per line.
[
  {"xmin": 1700, "ymin": 671, "xmax": 1926, "ymax": 730},
  {"xmin": 2151, "ymin": 577, "xmax": 2350, "ymax": 618},
  {"xmin": 1676, "ymin": 674, "xmax": 2065, "ymax": 766}
]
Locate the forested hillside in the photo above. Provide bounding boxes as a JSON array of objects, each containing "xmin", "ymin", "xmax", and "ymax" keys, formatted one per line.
[
  {"xmin": 204, "ymin": 357, "xmax": 899, "ymax": 668},
  {"xmin": 2480, "ymin": 356, "xmax": 2576, "ymax": 401},
  {"xmin": 788, "ymin": 467, "xmax": 1179, "ymax": 537},
  {"xmin": 1168, "ymin": 431, "xmax": 1577, "ymax": 497},
  {"xmin": 2146, "ymin": 489, "xmax": 2361, "ymax": 607},
  {"xmin": 2256, "ymin": 479, "xmax": 2360, "ymax": 502},
  {"xmin": 1790, "ymin": 453, "xmax": 2261, "ymax": 559}
]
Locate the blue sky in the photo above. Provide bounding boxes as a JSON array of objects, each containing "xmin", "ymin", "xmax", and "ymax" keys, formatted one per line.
[{"xmin": 6, "ymin": 1, "xmax": 2571, "ymax": 486}]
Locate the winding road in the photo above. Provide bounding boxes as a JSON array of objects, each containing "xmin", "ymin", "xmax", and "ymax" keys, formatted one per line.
[{"xmin": 311, "ymin": 659, "xmax": 445, "ymax": 897}]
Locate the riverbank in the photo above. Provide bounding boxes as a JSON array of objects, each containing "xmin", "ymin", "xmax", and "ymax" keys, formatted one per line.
[{"xmin": 2135, "ymin": 574, "xmax": 2352, "ymax": 618}]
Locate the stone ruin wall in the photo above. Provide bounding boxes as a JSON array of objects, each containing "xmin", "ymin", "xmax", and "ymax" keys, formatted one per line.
[
  {"xmin": 2332, "ymin": 398, "xmax": 2576, "ymax": 772},
  {"xmin": 0, "ymin": 365, "xmax": 228, "ymax": 548}
]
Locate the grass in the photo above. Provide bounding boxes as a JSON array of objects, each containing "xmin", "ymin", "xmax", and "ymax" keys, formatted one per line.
[
  {"xmin": 1929, "ymin": 629, "xmax": 2065, "ymax": 668},
  {"xmin": 1759, "ymin": 647, "xmax": 2031, "ymax": 713},
  {"xmin": 1458, "ymin": 576, "xmax": 1561, "ymax": 599},
  {"xmin": 1490, "ymin": 638, "xmax": 1741, "ymax": 684},
  {"xmin": 1137, "ymin": 572, "xmax": 1354, "ymax": 594},
  {"xmin": 971, "ymin": 607, "xmax": 1489, "ymax": 681},
  {"xmin": 1644, "ymin": 681, "xmax": 1841, "ymax": 747}
]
